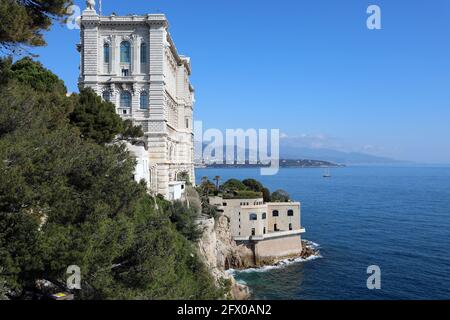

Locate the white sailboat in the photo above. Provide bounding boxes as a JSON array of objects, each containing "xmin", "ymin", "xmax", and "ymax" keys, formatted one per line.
[{"xmin": 323, "ymin": 167, "xmax": 331, "ymax": 178}]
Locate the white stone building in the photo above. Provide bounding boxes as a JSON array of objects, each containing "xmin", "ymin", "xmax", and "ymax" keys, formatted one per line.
[
  {"xmin": 124, "ymin": 141, "xmax": 151, "ymax": 190},
  {"xmin": 209, "ymin": 196, "xmax": 306, "ymax": 262},
  {"xmin": 77, "ymin": 3, "xmax": 195, "ymax": 198}
]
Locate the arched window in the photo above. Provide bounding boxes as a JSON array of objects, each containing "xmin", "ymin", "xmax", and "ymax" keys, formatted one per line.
[
  {"xmin": 140, "ymin": 42, "xmax": 147, "ymax": 63},
  {"xmin": 287, "ymin": 209, "xmax": 294, "ymax": 217},
  {"xmin": 120, "ymin": 91, "xmax": 132, "ymax": 108},
  {"xmin": 140, "ymin": 91, "xmax": 148, "ymax": 109},
  {"xmin": 102, "ymin": 91, "xmax": 110, "ymax": 102},
  {"xmin": 249, "ymin": 213, "xmax": 257, "ymax": 221},
  {"xmin": 103, "ymin": 43, "xmax": 110, "ymax": 63},
  {"xmin": 272, "ymin": 210, "xmax": 279, "ymax": 217},
  {"xmin": 120, "ymin": 41, "xmax": 131, "ymax": 63}
]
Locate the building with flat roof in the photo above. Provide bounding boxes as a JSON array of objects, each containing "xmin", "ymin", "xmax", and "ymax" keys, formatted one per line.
[
  {"xmin": 78, "ymin": 2, "xmax": 194, "ymax": 199},
  {"xmin": 209, "ymin": 196, "xmax": 306, "ymax": 263}
]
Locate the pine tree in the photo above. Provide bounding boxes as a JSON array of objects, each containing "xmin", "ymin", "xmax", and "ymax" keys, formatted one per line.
[
  {"xmin": 0, "ymin": 0, "xmax": 73, "ymax": 55},
  {"xmin": 0, "ymin": 57, "xmax": 223, "ymax": 300}
]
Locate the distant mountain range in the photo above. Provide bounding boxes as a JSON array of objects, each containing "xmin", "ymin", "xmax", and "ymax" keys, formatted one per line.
[
  {"xmin": 279, "ymin": 146, "xmax": 408, "ymax": 165},
  {"xmin": 195, "ymin": 142, "xmax": 410, "ymax": 166},
  {"xmin": 201, "ymin": 159, "xmax": 344, "ymax": 169}
]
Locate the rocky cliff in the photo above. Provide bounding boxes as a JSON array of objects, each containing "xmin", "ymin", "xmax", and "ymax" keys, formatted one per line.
[{"xmin": 197, "ymin": 215, "xmax": 253, "ymax": 300}]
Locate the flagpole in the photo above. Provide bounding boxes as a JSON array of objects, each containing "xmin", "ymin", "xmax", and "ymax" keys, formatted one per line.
[{"xmin": 99, "ymin": 0, "xmax": 102, "ymax": 15}]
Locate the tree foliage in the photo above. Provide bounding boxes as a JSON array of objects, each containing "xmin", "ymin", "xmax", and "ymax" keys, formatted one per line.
[
  {"xmin": 271, "ymin": 189, "xmax": 291, "ymax": 202},
  {"xmin": 11, "ymin": 57, "xmax": 67, "ymax": 94},
  {"xmin": 168, "ymin": 201, "xmax": 203, "ymax": 242},
  {"xmin": 0, "ymin": 57, "xmax": 222, "ymax": 300},
  {"xmin": 177, "ymin": 171, "xmax": 191, "ymax": 185},
  {"xmin": 198, "ymin": 177, "xmax": 216, "ymax": 197},
  {"xmin": 0, "ymin": 57, "xmax": 72, "ymax": 137},
  {"xmin": 207, "ymin": 177, "xmax": 290, "ymax": 203},
  {"xmin": 261, "ymin": 187, "xmax": 271, "ymax": 202},
  {"xmin": 220, "ymin": 178, "xmax": 265, "ymax": 200},
  {"xmin": 221, "ymin": 179, "xmax": 247, "ymax": 192},
  {"xmin": 223, "ymin": 190, "xmax": 262, "ymax": 200},
  {"xmin": 69, "ymin": 88, "xmax": 144, "ymax": 144},
  {"xmin": 69, "ymin": 88, "xmax": 123, "ymax": 144},
  {"xmin": 0, "ymin": 0, "xmax": 73, "ymax": 54},
  {"xmin": 0, "ymin": 274, "xmax": 9, "ymax": 300},
  {"xmin": 121, "ymin": 119, "xmax": 144, "ymax": 140},
  {"xmin": 242, "ymin": 178, "xmax": 264, "ymax": 192}
]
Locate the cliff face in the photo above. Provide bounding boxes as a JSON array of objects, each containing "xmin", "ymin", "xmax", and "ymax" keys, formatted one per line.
[
  {"xmin": 197, "ymin": 215, "xmax": 253, "ymax": 300},
  {"xmin": 197, "ymin": 215, "xmax": 319, "ymax": 299}
]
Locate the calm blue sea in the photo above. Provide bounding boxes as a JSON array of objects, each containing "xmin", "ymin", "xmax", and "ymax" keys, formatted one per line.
[{"xmin": 196, "ymin": 167, "xmax": 450, "ymax": 300}]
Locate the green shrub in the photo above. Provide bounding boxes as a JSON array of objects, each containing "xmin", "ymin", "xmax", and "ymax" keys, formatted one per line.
[
  {"xmin": 262, "ymin": 187, "xmax": 271, "ymax": 202},
  {"xmin": 178, "ymin": 171, "xmax": 191, "ymax": 185},
  {"xmin": 198, "ymin": 178, "xmax": 216, "ymax": 196},
  {"xmin": 271, "ymin": 189, "xmax": 291, "ymax": 202},
  {"xmin": 0, "ymin": 57, "xmax": 223, "ymax": 300},
  {"xmin": 242, "ymin": 178, "xmax": 264, "ymax": 192},
  {"xmin": 223, "ymin": 190, "xmax": 262, "ymax": 199},
  {"xmin": 221, "ymin": 179, "xmax": 247, "ymax": 191},
  {"xmin": 168, "ymin": 201, "xmax": 203, "ymax": 242}
]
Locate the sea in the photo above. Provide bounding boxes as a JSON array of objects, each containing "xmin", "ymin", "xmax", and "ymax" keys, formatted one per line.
[{"xmin": 195, "ymin": 166, "xmax": 450, "ymax": 300}]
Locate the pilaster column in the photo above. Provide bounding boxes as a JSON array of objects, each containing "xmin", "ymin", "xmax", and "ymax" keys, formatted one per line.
[
  {"xmin": 137, "ymin": 39, "xmax": 142, "ymax": 74},
  {"xmin": 111, "ymin": 35, "xmax": 117, "ymax": 75},
  {"xmin": 80, "ymin": 9, "xmax": 99, "ymax": 83},
  {"xmin": 148, "ymin": 23, "xmax": 166, "ymax": 121},
  {"xmin": 132, "ymin": 35, "xmax": 139, "ymax": 75},
  {"xmin": 116, "ymin": 36, "xmax": 121, "ymax": 76}
]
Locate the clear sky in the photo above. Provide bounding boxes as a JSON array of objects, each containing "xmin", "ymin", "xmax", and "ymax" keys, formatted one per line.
[{"xmin": 30, "ymin": 0, "xmax": 450, "ymax": 163}]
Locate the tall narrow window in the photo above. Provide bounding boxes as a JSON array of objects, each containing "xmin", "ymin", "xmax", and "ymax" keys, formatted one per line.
[
  {"xmin": 120, "ymin": 91, "xmax": 132, "ymax": 108},
  {"xmin": 102, "ymin": 91, "xmax": 110, "ymax": 102},
  {"xmin": 289, "ymin": 223, "xmax": 293, "ymax": 231},
  {"xmin": 140, "ymin": 91, "xmax": 148, "ymax": 110},
  {"xmin": 140, "ymin": 42, "xmax": 147, "ymax": 63},
  {"xmin": 103, "ymin": 43, "xmax": 110, "ymax": 63},
  {"xmin": 120, "ymin": 41, "xmax": 131, "ymax": 63}
]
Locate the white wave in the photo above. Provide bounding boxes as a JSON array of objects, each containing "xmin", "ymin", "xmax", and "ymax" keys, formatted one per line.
[
  {"xmin": 305, "ymin": 240, "xmax": 320, "ymax": 248},
  {"xmin": 235, "ymin": 253, "xmax": 322, "ymax": 274},
  {"xmin": 227, "ymin": 241, "xmax": 322, "ymax": 275}
]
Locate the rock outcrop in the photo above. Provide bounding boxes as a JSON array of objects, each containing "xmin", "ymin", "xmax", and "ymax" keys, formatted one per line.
[
  {"xmin": 197, "ymin": 214, "xmax": 320, "ymax": 300},
  {"xmin": 197, "ymin": 215, "xmax": 253, "ymax": 300},
  {"xmin": 256, "ymin": 240, "xmax": 320, "ymax": 266}
]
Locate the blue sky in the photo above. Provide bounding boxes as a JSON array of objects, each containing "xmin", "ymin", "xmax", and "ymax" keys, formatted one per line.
[{"xmin": 30, "ymin": 0, "xmax": 450, "ymax": 163}]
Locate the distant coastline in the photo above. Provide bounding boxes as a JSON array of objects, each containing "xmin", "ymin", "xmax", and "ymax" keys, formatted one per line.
[{"xmin": 196, "ymin": 159, "xmax": 345, "ymax": 169}]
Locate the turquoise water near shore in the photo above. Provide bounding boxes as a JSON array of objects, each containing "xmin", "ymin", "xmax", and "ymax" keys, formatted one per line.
[{"xmin": 196, "ymin": 167, "xmax": 450, "ymax": 300}]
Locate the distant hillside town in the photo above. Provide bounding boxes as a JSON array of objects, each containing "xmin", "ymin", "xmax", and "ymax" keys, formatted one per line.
[{"xmin": 196, "ymin": 159, "xmax": 344, "ymax": 168}]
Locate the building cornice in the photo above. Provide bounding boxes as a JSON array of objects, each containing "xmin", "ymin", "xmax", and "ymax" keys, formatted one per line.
[
  {"xmin": 166, "ymin": 35, "xmax": 192, "ymax": 75},
  {"xmin": 81, "ymin": 13, "xmax": 168, "ymax": 27},
  {"xmin": 266, "ymin": 202, "xmax": 301, "ymax": 206},
  {"xmin": 101, "ymin": 14, "xmax": 167, "ymax": 26}
]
